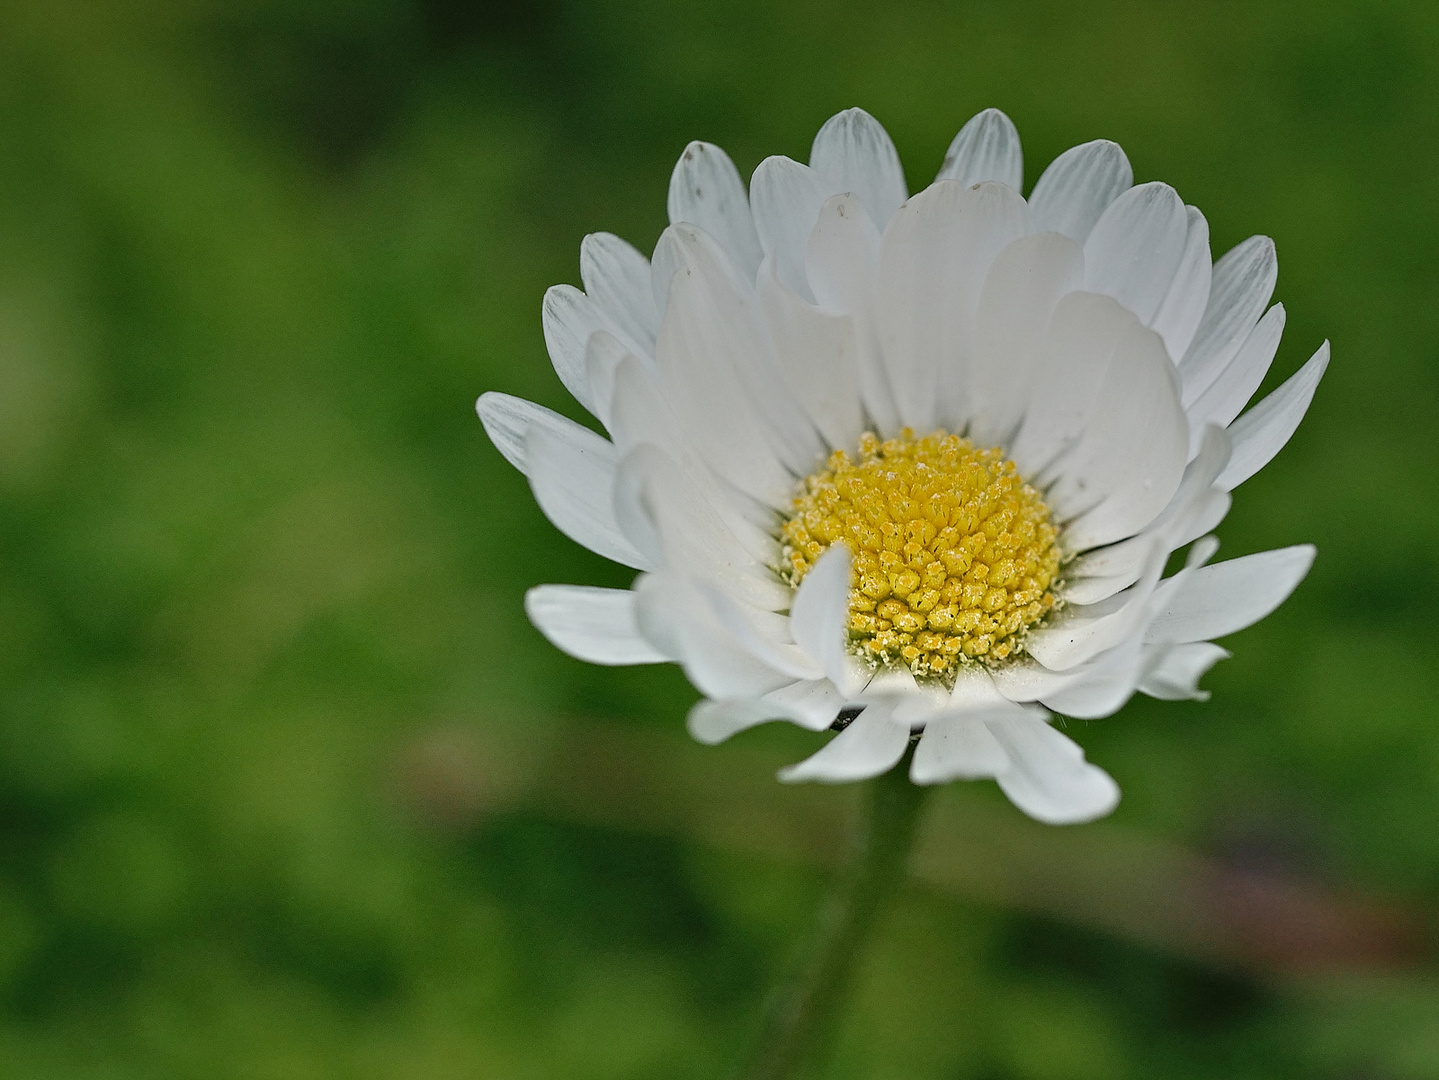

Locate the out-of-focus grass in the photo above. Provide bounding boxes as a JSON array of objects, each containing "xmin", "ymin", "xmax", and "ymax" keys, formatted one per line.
[{"xmin": 0, "ymin": 1, "xmax": 1435, "ymax": 1077}]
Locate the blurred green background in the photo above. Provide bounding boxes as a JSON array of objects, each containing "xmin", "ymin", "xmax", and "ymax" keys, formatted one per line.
[{"xmin": 0, "ymin": 0, "xmax": 1436, "ymax": 1076}]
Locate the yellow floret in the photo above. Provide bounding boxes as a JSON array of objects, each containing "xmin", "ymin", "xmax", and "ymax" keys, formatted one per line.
[{"xmin": 781, "ymin": 429, "xmax": 1061, "ymax": 684}]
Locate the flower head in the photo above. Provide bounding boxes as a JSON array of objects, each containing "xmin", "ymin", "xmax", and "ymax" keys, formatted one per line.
[{"xmin": 478, "ymin": 107, "xmax": 1324, "ymax": 824}]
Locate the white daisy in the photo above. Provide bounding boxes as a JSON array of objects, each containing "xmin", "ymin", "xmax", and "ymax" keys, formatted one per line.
[{"xmin": 478, "ymin": 107, "xmax": 1324, "ymax": 824}]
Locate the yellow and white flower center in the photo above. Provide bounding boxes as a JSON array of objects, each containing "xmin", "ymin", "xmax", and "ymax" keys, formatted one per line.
[{"xmin": 781, "ymin": 429, "xmax": 1061, "ymax": 682}]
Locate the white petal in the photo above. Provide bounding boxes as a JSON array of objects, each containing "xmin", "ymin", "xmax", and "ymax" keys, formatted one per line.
[
  {"xmin": 1025, "ymin": 539, "xmax": 1166, "ymax": 670},
  {"xmin": 604, "ymin": 350, "xmax": 680, "ymax": 458},
  {"xmin": 966, "ymin": 231, "xmax": 1085, "ymax": 447},
  {"xmin": 757, "ymin": 266, "xmax": 864, "ymax": 450},
  {"xmin": 667, "ymin": 141, "xmax": 764, "ymax": 281},
  {"xmin": 525, "ymin": 584, "xmax": 669, "ymax": 665},
  {"xmin": 688, "ymin": 698, "xmax": 781, "ymax": 745},
  {"xmin": 910, "ymin": 708, "xmax": 1014, "ymax": 784},
  {"xmin": 987, "ymin": 715, "xmax": 1120, "ymax": 824},
  {"xmin": 1144, "ymin": 544, "xmax": 1315, "ymax": 644},
  {"xmin": 1149, "ymin": 206, "xmax": 1212, "ymax": 364},
  {"xmin": 761, "ymin": 679, "xmax": 846, "ymax": 731},
  {"xmin": 873, "ymin": 181, "xmax": 958, "ymax": 433},
  {"xmin": 1178, "ymin": 235, "xmax": 1277, "ymax": 404},
  {"xmin": 1028, "ymin": 139, "xmax": 1133, "ymax": 244},
  {"xmin": 1101, "ymin": 420, "xmax": 1230, "ymax": 556},
  {"xmin": 582, "ymin": 329, "xmax": 631, "ymax": 429},
  {"xmin": 871, "ymin": 667, "xmax": 949, "ymax": 726},
  {"xmin": 948, "ymin": 663, "xmax": 1014, "ymax": 708},
  {"xmin": 613, "ymin": 444, "xmax": 790, "ymax": 610},
  {"xmin": 750, "ymin": 156, "xmax": 834, "ymax": 300},
  {"xmin": 527, "ymin": 423, "xmax": 655, "ymax": 570},
  {"xmin": 1138, "ymin": 641, "xmax": 1230, "ymax": 700},
  {"xmin": 698, "ymin": 583, "xmax": 824, "ymax": 681},
  {"xmin": 1016, "ymin": 538, "xmax": 1216, "ymax": 714},
  {"xmin": 936, "ymin": 108, "xmax": 1023, "ymax": 191},
  {"xmin": 1050, "ymin": 374, "xmax": 1188, "ymax": 552},
  {"xmin": 541, "ymin": 285, "xmax": 620, "ymax": 417},
  {"xmin": 989, "ymin": 657, "xmax": 1068, "ymax": 702},
  {"xmin": 1185, "ymin": 304, "xmax": 1286, "ymax": 442},
  {"xmin": 1035, "ymin": 640, "xmax": 1145, "ymax": 719},
  {"xmin": 476, "ymin": 391, "xmax": 574, "ymax": 474},
  {"xmin": 876, "ymin": 180, "xmax": 1029, "ymax": 431},
  {"xmin": 1178, "ymin": 531, "xmax": 1220, "ymax": 571},
  {"xmin": 1010, "ymin": 291, "xmax": 1138, "ymax": 477},
  {"xmin": 688, "ymin": 683, "xmax": 843, "ymax": 743},
  {"xmin": 1172, "ymin": 488, "xmax": 1231, "ymax": 549},
  {"xmin": 635, "ymin": 573, "xmax": 792, "ymax": 699},
  {"xmin": 606, "ymin": 355, "xmax": 778, "ymax": 563},
  {"xmin": 650, "ymin": 226, "xmax": 684, "ymax": 317},
  {"xmin": 580, "ymin": 232, "xmax": 660, "ymax": 354},
  {"xmin": 996, "ymin": 629, "xmax": 1150, "ymax": 720},
  {"xmin": 789, "ymin": 545, "xmax": 854, "ymax": 686},
  {"xmin": 1060, "ymin": 489, "xmax": 1231, "ymax": 605},
  {"xmin": 1055, "ymin": 572, "xmax": 1134, "ymax": 613},
  {"xmin": 809, "ymin": 108, "xmax": 908, "ymax": 230},
  {"xmin": 1217, "ymin": 340, "xmax": 1329, "ymax": 490},
  {"xmin": 1019, "ymin": 293, "xmax": 1188, "ymax": 551},
  {"xmin": 778, "ymin": 705, "xmax": 910, "ymax": 783},
  {"xmin": 1061, "ymin": 424, "xmax": 1231, "ymax": 603},
  {"xmin": 806, "ymin": 192, "xmax": 898, "ymax": 435},
  {"xmin": 655, "ymin": 225, "xmax": 824, "ymax": 500},
  {"xmin": 1082, "ymin": 181, "xmax": 1192, "ymax": 326}
]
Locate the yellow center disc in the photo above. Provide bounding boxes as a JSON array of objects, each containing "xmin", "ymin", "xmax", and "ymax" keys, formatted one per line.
[{"xmin": 781, "ymin": 429, "xmax": 1061, "ymax": 682}]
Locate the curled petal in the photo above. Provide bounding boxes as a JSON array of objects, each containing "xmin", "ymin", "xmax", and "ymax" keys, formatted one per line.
[
  {"xmin": 1139, "ymin": 642, "xmax": 1230, "ymax": 701},
  {"xmin": 911, "ymin": 708, "xmax": 1014, "ymax": 785},
  {"xmin": 688, "ymin": 698, "xmax": 781, "ymax": 746},
  {"xmin": 778, "ymin": 704, "xmax": 910, "ymax": 784},
  {"xmin": 987, "ymin": 715, "xmax": 1120, "ymax": 825}
]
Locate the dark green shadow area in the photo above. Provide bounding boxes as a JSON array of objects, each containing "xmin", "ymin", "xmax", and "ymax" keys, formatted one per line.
[{"xmin": 0, "ymin": 0, "xmax": 1435, "ymax": 1076}]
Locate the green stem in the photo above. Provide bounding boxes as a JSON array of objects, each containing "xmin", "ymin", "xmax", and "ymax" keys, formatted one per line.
[{"xmin": 739, "ymin": 754, "xmax": 931, "ymax": 1080}]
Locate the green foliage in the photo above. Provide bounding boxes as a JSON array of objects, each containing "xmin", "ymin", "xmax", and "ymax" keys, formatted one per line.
[{"xmin": 0, "ymin": 0, "xmax": 1435, "ymax": 1075}]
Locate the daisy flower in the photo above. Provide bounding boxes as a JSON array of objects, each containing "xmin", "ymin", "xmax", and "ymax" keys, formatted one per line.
[{"xmin": 478, "ymin": 108, "xmax": 1324, "ymax": 824}]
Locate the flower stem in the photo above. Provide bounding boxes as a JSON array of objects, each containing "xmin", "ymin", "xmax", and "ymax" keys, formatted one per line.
[{"xmin": 739, "ymin": 754, "xmax": 931, "ymax": 1080}]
